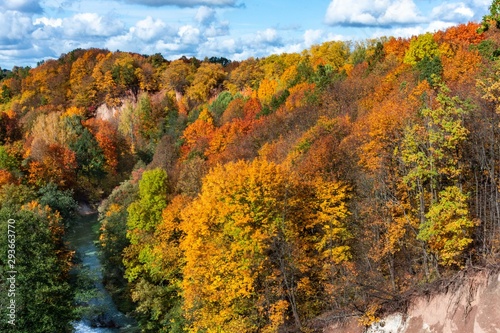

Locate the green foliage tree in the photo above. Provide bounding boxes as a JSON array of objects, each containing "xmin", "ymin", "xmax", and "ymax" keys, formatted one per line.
[
  {"xmin": 209, "ymin": 91, "xmax": 234, "ymax": 122},
  {"xmin": 416, "ymin": 56, "xmax": 443, "ymax": 85},
  {"xmin": 123, "ymin": 168, "xmax": 182, "ymax": 332},
  {"xmin": 420, "ymin": 186, "xmax": 476, "ymax": 266},
  {"xmin": 136, "ymin": 93, "xmax": 160, "ymax": 142},
  {"xmin": 71, "ymin": 128, "xmax": 106, "ymax": 178},
  {"xmin": 479, "ymin": 0, "xmax": 500, "ymax": 32},
  {"xmin": 62, "ymin": 115, "xmax": 106, "ymax": 179},
  {"xmin": 38, "ymin": 182, "xmax": 78, "ymax": 221},
  {"xmin": 98, "ymin": 177, "xmax": 140, "ymax": 312},
  {"xmin": 400, "ymin": 83, "xmax": 474, "ymax": 267},
  {"xmin": 0, "ymin": 187, "xmax": 75, "ymax": 332},
  {"xmin": 111, "ymin": 53, "xmax": 140, "ymax": 98},
  {"xmin": 0, "ymin": 145, "xmax": 20, "ymax": 174}
]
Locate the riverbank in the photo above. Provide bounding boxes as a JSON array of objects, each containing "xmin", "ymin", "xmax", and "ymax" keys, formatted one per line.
[{"xmin": 66, "ymin": 213, "xmax": 137, "ymax": 333}]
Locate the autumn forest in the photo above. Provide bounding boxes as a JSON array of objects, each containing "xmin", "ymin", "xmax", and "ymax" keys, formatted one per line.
[{"xmin": 2, "ymin": 5, "xmax": 500, "ymax": 333}]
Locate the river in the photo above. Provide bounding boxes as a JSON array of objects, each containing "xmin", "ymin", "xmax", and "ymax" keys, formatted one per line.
[{"xmin": 66, "ymin": 213, "xmax": 137, "ymax": 333}]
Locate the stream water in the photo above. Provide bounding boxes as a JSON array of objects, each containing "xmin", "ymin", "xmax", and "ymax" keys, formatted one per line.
[{"xmin": 66, "ymin": 213, "xmax": 137, "ymax": 333}]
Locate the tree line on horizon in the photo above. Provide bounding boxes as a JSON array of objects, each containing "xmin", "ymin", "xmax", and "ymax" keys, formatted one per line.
[{"xmin": 1, "ymin": 6, "xmax": 500, "ymax": 331}]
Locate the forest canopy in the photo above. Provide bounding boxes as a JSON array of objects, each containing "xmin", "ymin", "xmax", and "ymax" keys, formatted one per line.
[{"xmin": 2, "ymin": 9, "xmax": 500, "ymax": 332}]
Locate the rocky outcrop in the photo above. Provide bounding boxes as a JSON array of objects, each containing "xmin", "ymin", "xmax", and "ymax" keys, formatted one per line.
[
  {"xmin": 324, "ymin": 270, "xmax": 500, "ymax": 333},
  {"xmin": 77, "ymin": 202, "xmax": 97, "ymax": 216},
  {"xmin": 95, "ymin": 102, "xmax": 126, "ymax": 123}
]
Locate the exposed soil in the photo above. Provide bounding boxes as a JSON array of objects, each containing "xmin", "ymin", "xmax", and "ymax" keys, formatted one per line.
[{"xmin": 323, "ymin": 270, "xmax": 500, "ymax": 333}]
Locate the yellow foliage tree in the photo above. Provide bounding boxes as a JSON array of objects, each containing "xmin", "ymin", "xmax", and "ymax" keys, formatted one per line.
[
  {"xmin": 310, "ymin": 41, "xmax": 350, "ymax": 69},
  {"xmin": 180, "ymin": 159, "xmax": 351, "ymax": 332},
  {"xmin": 285, "ymin": 82, "xmax": 316, "ymax": 111},
  {"xmin": 257, "ymin": 78, "xmax": 278, "ymax": 105}
]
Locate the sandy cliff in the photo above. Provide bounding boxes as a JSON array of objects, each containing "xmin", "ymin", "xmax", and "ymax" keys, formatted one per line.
[{"xmin": 325, "ymin": 270, "xmax": 500, "ymax": 333}]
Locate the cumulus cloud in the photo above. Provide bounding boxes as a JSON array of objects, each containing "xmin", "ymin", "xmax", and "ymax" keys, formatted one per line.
[
  {"xmin": 304, "ymin": 29, "xmax": 324, "ymax": 48},
  {"xmin": 194, "ymin": 6, "xmax": 230, "ymax": 37},
  {"xmin": 467, "ymin": 0, "xmax": 490, "ymax": 9},
  {"xmin": 63, "ymin": 13, "xmax": 126, "ymax": 37},
  {"xmin": 379, "ymin": 0, "xmax": 425, "ymax": 25},
  {"xmin": 0, "ymin": 45, "xmax": 55, "ymax": 65},
  {"xmin": 196, "ymin": 37, "xmax": 240, "ymax": 57},
  {"xmin": 370, "ymin": 20, "xmax": 458, "ymax": 40},
  {"xmin": 117, "ymin": 22, "xmax": 204, "ymax": 57},
  {"xmin": 178, "ymin": 25, "xmax": 202, "ymax": 44},
  {"xmin": 0, "ymin": 11, "xmax": 35, "ymax": 44},
  {"xmin": 33, "ymin": 12, "xmax": 126, "ymax": 41},
  {"xmin": 193, "ymin": 27, "xmax": 297, "ymax": 62},
  {"xmin": 34, "ymin": 17, "xmax": 63, "ymax": 28},
  {"xmin": 325, "ymin": 0, "xmax": 424, "ymax": 27},
  {"xmin": 1, "ymin": 0, "xmax": 43, "ymax": 13},
  {"xmin": 123, "ymin": 0, "xmax": 239, "ymax": 7},
  {"xmin": 4, "ymin": 0, "xmax": 490, "ymax": 72},
  {"xmin": 204, "ymin": 22, "xmax": 229, "ymax": 37},
  {"xmin": 195, "ymin": 6, "xmax": 216, "ymax": 25},
  {"xmin": 431, "ymin": 3, "xmax": 474, "ymax": 22},
  {"xmin": 252, "ymin": 28, "xmax": 281, "ymax": 45},
  {"xmin": 132, "ymin": 16, "xmax": 172, "ymax": 41},
  {"xmin": 106, "ymin": 7, "xmax": 229, "ymax": 59},
  {"xmin": 105, "ymin": 17, "xmax": 176, "ymax": 52}
]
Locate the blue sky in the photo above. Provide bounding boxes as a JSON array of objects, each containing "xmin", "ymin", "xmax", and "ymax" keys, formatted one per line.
[{"xmin": 0, "ymin": 0, "xmax": 492, "ymax": 69}]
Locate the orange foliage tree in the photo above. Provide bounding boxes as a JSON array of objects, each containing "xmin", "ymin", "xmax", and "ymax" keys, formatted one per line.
[
  {"xmin": 181, "ymin": 109, "xmax": 215, "ymax": 158},
  {"xmin": 84, "ymin": 118, "xmax": 120, "ymax": 174},
  {"xmin": 180, "ymin": 159, "xmax": 351, "ymax": 332},
  {"xmin": 285, "ymin": 82, "xmax": 316, "ymax": 111},
  {"xmin": 28, "ymin": 142, "xmax": 77, "ymax": 189}
]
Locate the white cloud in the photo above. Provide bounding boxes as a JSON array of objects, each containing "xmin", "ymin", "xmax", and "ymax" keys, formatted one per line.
[
  {"xmin": 195, "ymin": 6, "xmax": 216, "ymax": 25},
  {"xmin": 3, "ymin": 0, "xmax": 490, "ymax": 72},
  {"xmin": 132, "ymin": 16, "xmax": 171, "ymax": 41},
  {"xmin": 123, "ymin": 0, "xmax": 238, "ymax": 7},
  {"xmin": 194, "ymin": 6, "xmax": 229, "ymax": 37},
  {"xmin": 0, "ymin": 40, "xmax": 60, "ymax": 71},
  {"xmin": 431, "ymin": 3, "xmax": 474, "ymax": 22},
  {"xmin": 304, "ymin": 29, "xmax": 324, "ymax": 48},
  {"xmin": 62, "ymin": 13, "xmax": 125, "ymax": 37},
  {"xmin": 204, "ymin": 22, "xmax": 229, "ymax": 37},
  {"xmin": 156, "ymin": 40, "xmax": 184, "ymax": 53},
  {"xmin": 370, "ymin": 20, "xmax": 457, "ymax": 40},
  {"xmin": 427, "ymin": 20, "xmax": 457, "ymax": 32},
  {"xmin": 197, "ymin": 37, "xmax": 239, "ymax": 56},
  {"xmin": 178, "ymin": 25, "xmax": 201, "ymax": 44},
  {"xmin": 325, "ymin": 0, "xmax": 424, "ymax": 27},
  {"xmin": 34, "ymin": 17, "xmax": 63, "ymax": 28},
  {"xmin": 253, "ymin": 28, "xmax": 281, "ymax": 45},
  {"xmin": 26, "ymin": 12, "xmax": 128, "ymax": 66},
  {"xmin": 0, "ymin": 11, "xmax": 34, "ymax": 43},
  {"xmin": 1, "ymin": 0, "xmax": 42, "ymax": 13},
  {"xmin": 106, "ymin": 17, "xmax": 176, "ymax": 52},
  {"xmin": 379, "ymin": 0, "xmax": 424, "ymax": 25},
  {"xmin": 468, "ymin": 0, "xmax": 490, "ymax": 9}
]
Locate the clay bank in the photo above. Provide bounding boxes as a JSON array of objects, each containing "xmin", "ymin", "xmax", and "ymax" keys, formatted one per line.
[{"xmin": 324, "ymin": 270, "xmax": 500, "ymax": 333}]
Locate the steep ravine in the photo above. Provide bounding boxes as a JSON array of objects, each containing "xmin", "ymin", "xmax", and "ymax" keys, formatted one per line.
[
  {"xmin": 66, "ymin": 212, "xmax": 137, "ymax": 333},
  {"xmin": 325, "ymin": 270, "xmax": 500, "ymax": 333}
]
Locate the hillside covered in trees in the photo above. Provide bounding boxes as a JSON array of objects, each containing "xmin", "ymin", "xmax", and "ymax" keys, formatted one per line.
[{"xmin": 2, "ymin": 8, "xmax": 500, "ymax": 333}]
